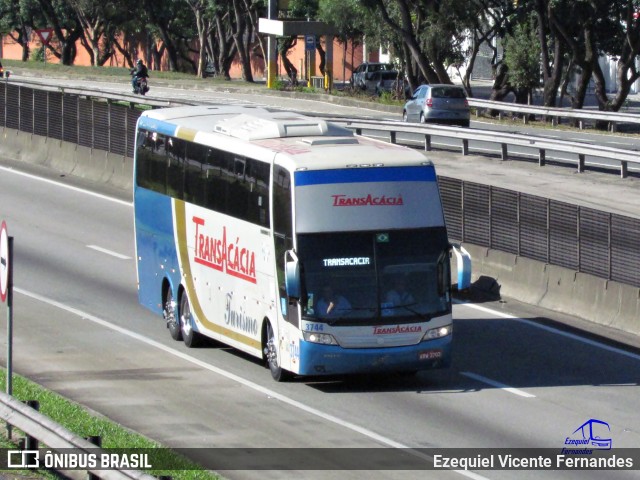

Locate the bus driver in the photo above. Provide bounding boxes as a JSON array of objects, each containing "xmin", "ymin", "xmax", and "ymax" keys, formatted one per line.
[{"xmin": 316, "ymin": 286, "xmax": 351, "ymax": 318}]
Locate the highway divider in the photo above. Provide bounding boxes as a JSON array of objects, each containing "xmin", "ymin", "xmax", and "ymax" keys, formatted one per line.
[
  {"xmin": 1, "ymin": 128, "xmax": 134, "ymax": 191},
  {"xmin": 456, "ymin": 244, "xmax": 640, "ymax": 337}
]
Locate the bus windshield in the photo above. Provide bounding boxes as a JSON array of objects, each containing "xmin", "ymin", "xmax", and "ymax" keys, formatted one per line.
[{"xmin": 298, "ymin": 228, "xmax": 450, "ymax": 325}]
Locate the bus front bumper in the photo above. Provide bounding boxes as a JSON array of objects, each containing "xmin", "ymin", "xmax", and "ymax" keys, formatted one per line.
[{"xmin": 297, "ymin": 336, "xmax": 451, "ymax": 376}]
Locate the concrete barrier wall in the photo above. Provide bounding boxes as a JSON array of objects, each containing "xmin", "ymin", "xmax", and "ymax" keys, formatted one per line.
[
  {"xmin": 459, "ymin": 243, "xmax": 640, "ymax": 336},
  {"xmin": 1, "ymin": 128, "xmax": 133, "ymax": 191}
]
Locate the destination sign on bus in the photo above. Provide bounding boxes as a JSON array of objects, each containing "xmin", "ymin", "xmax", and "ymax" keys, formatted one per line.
[{"xmin": 322, "ymin": 257, "xmax": 371, "ymax": 267}]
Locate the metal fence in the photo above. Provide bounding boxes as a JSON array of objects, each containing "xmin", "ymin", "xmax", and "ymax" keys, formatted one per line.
[
  {"xmin": 1, "ymin": 83, "xmax": 639, "ymax": 288},
  {"xmin": 0, "ymin": 82, "xmax": 141, "ymax": 158},
  {"xmin": 439, "ymin": 177, "xmax": 640, "ymax": 287}
]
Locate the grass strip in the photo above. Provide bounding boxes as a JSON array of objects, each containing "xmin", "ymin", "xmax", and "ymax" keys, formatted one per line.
[{"xmin": 0, "ymin": 371, "xmax": 221, "ymax": 480}]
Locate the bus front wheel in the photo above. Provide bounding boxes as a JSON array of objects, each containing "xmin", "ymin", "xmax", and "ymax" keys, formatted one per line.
[
  {"xmin": 164, "ymin": 289, "xmax": 182, "ymax": 341},
  {"xmin": 264, "ymin": 322, "xmax": 290, "ymax": 382},
  {"xmin": 180, "ymin": 292, "xmax": 203, "ymax": 348}
]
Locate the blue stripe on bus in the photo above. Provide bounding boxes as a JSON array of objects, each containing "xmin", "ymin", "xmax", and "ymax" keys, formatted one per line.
[
  {"xmin": 294, "ymin": 166, "xmax": 436, "ymax": 186},
  {"xmin": 137, "ymin": 116, "xmax": 180, "ymax": 137}
]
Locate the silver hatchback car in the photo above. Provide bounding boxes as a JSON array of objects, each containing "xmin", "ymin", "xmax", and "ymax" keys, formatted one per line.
[{"xmin": 403, "ymin": 84, "xmax": 470, "ymax": 127}]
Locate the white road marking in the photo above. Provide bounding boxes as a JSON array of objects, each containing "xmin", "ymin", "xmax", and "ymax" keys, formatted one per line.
[
  {"xmin": 16, "ymin": 286, "xmax": 490, "ymax": 480},
  {"xmin": 0, "ymin": 165, "xmax": 132, "ymax": 207},
  {"xmin": 461, "ymin": 372, "xmax": 536, "ymax": 398},
  {"xmin": 86, "ymin": 245, "xmax": 131, "ymax": 260},
  {"xmin": 456, "ymin": 300, "xmax": 640, "ymax": 362}
]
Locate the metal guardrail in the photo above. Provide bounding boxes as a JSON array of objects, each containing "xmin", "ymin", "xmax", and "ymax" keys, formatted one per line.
[
  {"xmin": 326, "ymin": 118, "xmax": 639, "ymax": 179},
  {"xmin": 8, "ymin": 76, "xmax": 638, "ymax": 178},
  {"xmin": 4, "ymin": 76, "xmax": 188, "ymax": 109},
  {"xmin": 0, "ymin": 392, "xmax": 157, "ymax": 480},
  {"xmin": 467, "ymin": 98, "xmax": 640, "ymax": 132}
]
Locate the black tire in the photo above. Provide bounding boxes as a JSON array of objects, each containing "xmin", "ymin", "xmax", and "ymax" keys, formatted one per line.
[
  {"xmin": 164, "ymin": 288, "xmax": 182, "ymax": 341},
  {"xmin": 180, "ymin": 292, "xmax": 203, "ymax": 348},
  {"xmin": 461, "ymin": 119, "xmax": 470, "ymax": 128},
  {"xmin": 264, "ymin": 322, "xmax": 291, "ymax": 382}
]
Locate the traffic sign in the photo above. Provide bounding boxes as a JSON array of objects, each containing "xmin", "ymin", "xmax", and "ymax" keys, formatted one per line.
[
  {"xmin": 36, "ymin": 28, "xmax": 54, "ymax": 46},
  {"xmin": 305, "ymin": 35, "xmax": 315, "ymax": 52},
  {"xmin": 0, "ymin": 221, "xmax": 8, "ymax": 302}
]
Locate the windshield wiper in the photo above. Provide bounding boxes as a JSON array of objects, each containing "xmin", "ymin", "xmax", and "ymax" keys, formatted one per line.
[
  {"xmin": 323, "ymin": 306, "xmax": 375, "ymax": 325},
  {"xmin": 385, "ymin": 303, "xmax": 432, "ymax": 321}
]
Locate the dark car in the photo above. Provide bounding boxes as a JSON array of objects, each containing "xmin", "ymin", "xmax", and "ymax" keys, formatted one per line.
[
  {"xmin": 350, "ymin": 62, "xmax": 395, "ymax": 91},
  {"xmin": 403, "ymin": 84, "xmax": 470, "ymax": 127},
  {"xmin": 371, "ymin": 70, "xmax": 401, "ymax": 95}
]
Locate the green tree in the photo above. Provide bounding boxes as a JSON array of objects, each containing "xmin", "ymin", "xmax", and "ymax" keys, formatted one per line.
[
  {"xmin": 34, "ymin": 0, "xmax": 85, "ymax": 64},
  {"xmin": 319, "ymin": 0, "xmax": 380, "ymax": 83},
  {"xmin": 141, "ymin": 0, "xmax": 196, "ymax": 71},
  {"xmin": 69, "ymin": 0, "xmax": 137, "ymax": 66},
  {"xmin": 503, "ymin": 15, "xmax": 541, "ymax": 104},
  {"xmin": 589, "ymin": 0, "xmax": 640, "ymax": 112},
  {"xmin": 0, "ymin": 0, "xmax": 40, "ymax": 60}
]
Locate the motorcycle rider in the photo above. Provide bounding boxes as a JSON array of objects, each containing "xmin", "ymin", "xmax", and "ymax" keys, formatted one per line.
[{"xmin": 131, "ymin": 59, "xmax": 149, "ymax": 93}]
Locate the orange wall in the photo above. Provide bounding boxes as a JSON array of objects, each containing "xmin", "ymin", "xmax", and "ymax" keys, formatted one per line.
[
  {"xmin": 2, "ymin": 32, "xmax": 365, "ymax": 82},
  {"xmin": 2, "ymin": 33, "xmax": 138, "ymax": 68}
]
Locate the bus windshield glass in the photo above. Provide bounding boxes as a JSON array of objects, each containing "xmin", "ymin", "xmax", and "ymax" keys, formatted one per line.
[{"xmin": 298, "ymin": 228, "xmax": 450, "ymax": 325}]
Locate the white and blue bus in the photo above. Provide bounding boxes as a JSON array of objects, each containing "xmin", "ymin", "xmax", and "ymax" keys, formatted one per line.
[{"xmin": 133, "ymin": 105, "xmax": 468, "ymax": 381}]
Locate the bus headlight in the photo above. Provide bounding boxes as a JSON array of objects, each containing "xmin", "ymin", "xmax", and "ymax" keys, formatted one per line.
[
  {"xmin": 422, "ymin": 324, "xmax": 452, "ymax": 341},
  {"xmin": 303, "ymin": 332, "xmax": 338, "ymax": 345}
]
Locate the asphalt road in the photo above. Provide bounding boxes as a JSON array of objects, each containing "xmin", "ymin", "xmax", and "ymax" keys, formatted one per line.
[{"xmin": 0, "ymin": 154, "xmax": 639, "ymax": 479}]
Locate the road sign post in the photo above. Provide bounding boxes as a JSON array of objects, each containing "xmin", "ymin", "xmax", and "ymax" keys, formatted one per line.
[
  {"xmin": 305, "ymin": 35, "xmax": 316, "ymax": 87},
  {"xmin": 35, "ymin": 29, "xmax": 54, "ymax": 65},
  {"xmin": 1, "ymin": 221, "xmax": 13, "ymax": 438}
]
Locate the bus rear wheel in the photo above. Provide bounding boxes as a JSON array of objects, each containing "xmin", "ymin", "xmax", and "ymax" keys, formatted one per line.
[
  {"xmin": 264, "ymin": 322, "xmax": 290, "ymax": 382},
  {"xmin": 180, "ymin": 292, "xmax": 202, "ymax": 348},
  {"xmin": 164, "ymin": 289, "xmax": 182, "ymax": 341}
]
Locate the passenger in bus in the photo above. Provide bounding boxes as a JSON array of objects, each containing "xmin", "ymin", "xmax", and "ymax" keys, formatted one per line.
[
  {"xmin": 317, "ymin": 285, "xmax": 351, "ymax": 318},
  {"xmin": 385, "ymin": 276, "xmax": 415, "ymax": 306}
]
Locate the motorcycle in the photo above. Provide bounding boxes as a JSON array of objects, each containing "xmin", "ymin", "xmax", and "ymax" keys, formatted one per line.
[
  {"xmin": 130, "ymin": 70, "xmax": 149, "ymax": 95},
  {"xmin": 133, "ymin": 76, "xmax": 149, "ymax": 95}
]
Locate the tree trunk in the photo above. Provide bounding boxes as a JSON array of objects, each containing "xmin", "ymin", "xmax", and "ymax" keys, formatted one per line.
[
  {"xmin": 372, "ymin": 0, "xmax": 439, "ymax": 84},
  {"xmin": 316, "ymin": 41, "xmax": 325, "ymax": 76},
  {"xmin": 489, "ymin": 62, "xmax": 513, "ymax": 107},
  {"xmin": 231, "ymin": 0, "xmax": 253, "ymax": 82}
]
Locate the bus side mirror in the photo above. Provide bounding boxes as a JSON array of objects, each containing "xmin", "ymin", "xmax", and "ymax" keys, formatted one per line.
[
  {"xmin": 451, "ymin": 244, "xmax": 472, "ymax": 290},
  {"xmin": 284, "ymin": 250, "xmax": 301, "ymax": 301}
]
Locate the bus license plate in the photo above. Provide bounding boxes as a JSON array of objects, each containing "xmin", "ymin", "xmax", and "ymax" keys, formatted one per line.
[{"xmin": 419, "ymin": 349, "xmax": 442, "ymax": 361}]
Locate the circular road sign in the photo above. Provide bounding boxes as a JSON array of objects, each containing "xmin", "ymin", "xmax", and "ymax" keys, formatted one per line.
[{"xmin": 0, "ymin": 221, "xmax": 8, "ymax": 302}]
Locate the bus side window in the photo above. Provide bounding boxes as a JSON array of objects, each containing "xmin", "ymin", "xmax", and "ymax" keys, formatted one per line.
[
  {"xmin": 228, "ymin": 155, "xmax": 249, "ymax": 220},
  {"xmin": 246, "ymin": 158, "xmax": 270, "ymax": 228},
  {"xmin": 166, "ymin": 137, "xmax": 186, "ymax": 199},
  {"xmin": 184, "ymin": 143, "xmax": 206, "ymax": 205},
  {"xmin": 203, "ymin": 147, "xmax": 225, "ymax": 213},
  {"xmin": 136, "ymin": 131, "xmax": 168, "ymax": 194}
]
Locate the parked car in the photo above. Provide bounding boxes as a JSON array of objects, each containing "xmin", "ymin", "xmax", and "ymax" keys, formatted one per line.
[
  {"xmin": 403, "ymin": 84, "xmax": 470, "ymax": 127},
  {"xmin": 372, "ymin": 70, "xmax": 401, "ymax": 96},
  {"xmin": 350, "ymin": 62, "xmax": 395, "ymax": 91}
]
